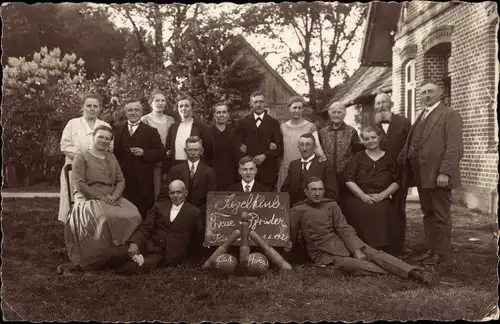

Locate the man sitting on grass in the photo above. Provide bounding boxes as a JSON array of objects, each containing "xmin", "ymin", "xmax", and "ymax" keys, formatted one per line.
[{"xmin": 289, "ymin": 177, "xmax": 438, "ymax": 286}]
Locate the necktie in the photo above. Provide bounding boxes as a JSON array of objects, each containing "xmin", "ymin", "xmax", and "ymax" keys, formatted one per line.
[
  {"xmin": 302, "ymin": 162, "xmax": 307, "ymax": 171},
  {"xmin": 245, "ymin": 184, "xmax": 251, "ymax": 192},
  {"xmin": 256, "ymin": 117, "xmax": 262, "ymax": 127},
  {"xmin": 190, "ymin": 163, "xmax": 195, "ymax": 179},
  {"xmin": 421, "ymin": 108, "xmax": 430, "ymax": 120},
  {"xmin": 129, "ymin": 123, "xmax": 139, "ymax": 135}
]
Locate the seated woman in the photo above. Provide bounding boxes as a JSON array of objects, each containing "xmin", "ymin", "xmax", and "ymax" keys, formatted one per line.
[
  {"xmin": 343, "ymin": 125, "xmax": 399, "ymax": 251},
  {"xmin": 58, "ymin": 125, "xmax": 142, "ymax": 273}
]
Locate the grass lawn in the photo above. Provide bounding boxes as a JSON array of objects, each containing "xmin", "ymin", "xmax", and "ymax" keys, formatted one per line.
[{"xmin": 1, "ymin": 198, "xmax": 498, "ymax": 321}]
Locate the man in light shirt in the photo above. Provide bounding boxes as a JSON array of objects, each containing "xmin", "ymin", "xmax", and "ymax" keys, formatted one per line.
[
  {"xmin": 398, "ymin": 81, "xmax": 463, "ymax": 268},
  {"xmin": 373, "ymin": 93, "xmax": 411, "ymax": 258},
  {"xmin": 226, "ymin": 156, "xmax": 270, "ymax": 192}
]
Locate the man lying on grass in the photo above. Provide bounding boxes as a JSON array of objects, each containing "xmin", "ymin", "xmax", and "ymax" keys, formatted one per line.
[{"xmin": 289, "ymin": 176, "xmax": 438, "ymax": 286}]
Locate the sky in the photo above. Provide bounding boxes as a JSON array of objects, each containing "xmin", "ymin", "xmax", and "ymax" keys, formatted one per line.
[{"xmin": 102, "ymin": 3, "xmax": 365, "ymax": 96}]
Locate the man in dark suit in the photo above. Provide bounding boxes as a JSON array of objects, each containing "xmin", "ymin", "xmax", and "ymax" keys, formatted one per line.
[
  {"xmin": 115, "ymin": 180, "xmax": 201, "ymax": 274},
  {"xmin": 289, "ymin": 177, "xmax": 437, "ymax": 285},
  {"xmin": 162, "ymin": 136, "xmax": 217, "ymax": 214},
  {"xmin": 281, "ymin": 133, "xmax": 338, "ymax": 206},
  {"xmin": 113, "ymin": 98, "xmax": 165, "ymax": 218},
  {"xmin": 398, "ymin": 81, "xmax": 463, "ymax": 267},
  {"xmin": 161, "ymin": 136, "xmax": 216, "ymax": 258},
  {"xmin": 234, "ymin": 91, "xmax": 283, "ymax": 190},
  {"xmin": 373, "ymin": 93, "xmax": 411, "ymax": 258},
  {"xmin": 226, "ymin": 156, "xmax": 270, "ymax": 192}
]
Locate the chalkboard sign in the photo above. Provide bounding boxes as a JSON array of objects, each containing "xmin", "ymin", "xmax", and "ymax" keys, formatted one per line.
[{"xmin": 204, "ymin": 192, "xmax": 291, "ymax": 248}]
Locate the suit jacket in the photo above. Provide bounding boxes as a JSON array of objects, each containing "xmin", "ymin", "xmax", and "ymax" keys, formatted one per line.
[
  {"xmin": 226, "ymin": 181, "xmax": 270, "ymax": 192},
  {"xmin": 161, "ymin": 160, "xmax": 217, "ymax": 210},
  {"xmin": 281, "ymin": 156, "xmax": 339, "ymax": 207},
  {"xmin": 378, "ymin": 113, "xmax": 411, "ymax": 162},
  {"xmin": 290, "ymin": 199, "xmax": 366, "ymax": 266},
  {"xmin": 398, "ymin": 102, "xmax": 463, "ymax": 189},
  {"xmin": 128, "ymin": 200, "xmax": 201, "ymax": 265},
  {"xmin": 165, "ymin": 119, "xmax": 211, "ymax": 168},
  {"xmin": 113, "ymin": 122, "xmax": 165, "ymax": 210},
  {"xmin": 234, "ymin": 111, "xmax": 284, "ymax": 187}
]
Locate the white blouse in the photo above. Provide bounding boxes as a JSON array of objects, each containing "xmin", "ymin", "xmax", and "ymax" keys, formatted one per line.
[
  {"xmin": 174, "ymin": 120, "xmax": 193, "ymax": 160},
  {"xmin": 60, "ymin": 117, "xmax": 112, "ymax": 164}
]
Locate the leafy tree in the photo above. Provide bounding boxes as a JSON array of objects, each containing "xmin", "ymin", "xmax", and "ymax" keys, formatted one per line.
[
  {"xmin": 2, "ymin": 47, "xmax": 87, "ymax": 186},
  {"xmin": 1, "ymin": 3, "xmax": 129, "ymax": 78},
  {"xmin": 235, "ymin": 2, "xmax": 367, "ymax": 112}
]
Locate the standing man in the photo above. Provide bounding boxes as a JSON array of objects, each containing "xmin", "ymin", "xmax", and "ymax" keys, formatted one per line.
[
  {"xmin": 162, "ymin": 136, "xmax": 216, "ymax": 216},
  {"xmin": 234, "ymin": 91, "xmax": 283, "ymax": 190},
  {"xmin": 281, "ymin": 133, "xmax": 338, "ymax": 206},
  {"xmin": 226, "ymin": 156, "xmax": 270, "ymax": 192},
  {"xmin": 289, "ymin": 177, "xmax": 437, "ymax": 285},
  {"xmin": 162, "ymin": 136, "xmax": 216, "ymax": 258},
  {"xmin": 398, "ymin": 81, "xmax": 463, "ymax": 267},
  {"xmin": 113, "ymin": 98, "xmax": 165, "ymax": 218},
  {"xmin": 373, "ymin": 93, "xmax": 411, "ymax": 258}
]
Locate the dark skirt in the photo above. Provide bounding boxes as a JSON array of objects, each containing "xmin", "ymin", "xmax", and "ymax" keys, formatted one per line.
[{"xmin": 343, "ymin": 194, "xmax": 394, "ymax": 248}]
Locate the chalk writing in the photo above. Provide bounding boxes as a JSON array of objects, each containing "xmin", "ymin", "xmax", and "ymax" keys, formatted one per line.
[{"xmin": 205, "ymin": 192, "xmax": 291, "ymax": 247}]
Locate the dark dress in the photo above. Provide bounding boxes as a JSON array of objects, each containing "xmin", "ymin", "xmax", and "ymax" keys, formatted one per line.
[
  {"xmin": 206, "ymin": 125, "xmax": 238, "ymax": 190},
  {"xmin": 343, "ymin": 151, "xmax": 398, "ymax": 249}
]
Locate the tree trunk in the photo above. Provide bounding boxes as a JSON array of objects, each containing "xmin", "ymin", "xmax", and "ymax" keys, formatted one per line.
[{"xmin": 153, "ymin": 4, "xmax": 164, "ymax": 63}]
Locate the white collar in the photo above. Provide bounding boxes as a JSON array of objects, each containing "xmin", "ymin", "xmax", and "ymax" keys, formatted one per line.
[
  {"xmin": 128, "ymin": 120, "xmax": 141, "ymax": 126},
  {"xmin": 425, "ymin": 101, "xmax": 441, "ymax": 115},
  {"xmin": 301, "ymin": 154, "xmax": 316, "ymax": 164},
  {"xmin": 242, "ymin": 179, "xmax": 255, "ymax": 188},
  {"xmin": 253, "ymin": 112, "xmax": 265, "ymax": 120},
  {"xmin": 189, "ymin": 160, "xmax": 200, "ymax": 169},
  {"xmin": 171, "ymin": 201, "xmax": 184, "ymax": 210}
]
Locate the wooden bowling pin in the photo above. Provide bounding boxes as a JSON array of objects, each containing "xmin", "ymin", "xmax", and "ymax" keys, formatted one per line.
[
  {"xmin": 202, "ymin": 229, "xmax": 241, "ymax": 269},
  {"xmin": 249, "ymin": 231, "xmax": 292, "ymax": 271},
  {"xmin": 239, "ymin": 212, "xmax": 251, "ymax": 268}
]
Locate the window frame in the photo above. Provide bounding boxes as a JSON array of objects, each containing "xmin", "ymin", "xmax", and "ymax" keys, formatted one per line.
[{"xmin": 404, "ymin": 59, "xmax": 417, "ymax": 123}]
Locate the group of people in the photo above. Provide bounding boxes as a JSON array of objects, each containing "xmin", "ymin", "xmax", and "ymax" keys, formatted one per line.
[{"xmin": 57, "ymin": 80, "xmax": 463, "ymax": 285}]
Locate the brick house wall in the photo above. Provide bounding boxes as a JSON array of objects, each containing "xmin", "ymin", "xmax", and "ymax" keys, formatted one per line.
[{"xmin": 393, "ymin": 1, "xmax": 499, "ymax": 214}]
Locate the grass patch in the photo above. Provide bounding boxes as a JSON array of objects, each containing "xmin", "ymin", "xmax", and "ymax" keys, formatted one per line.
[{"xmin": 1, "ymin": 198, "xmax": 498, "ymax": 321}]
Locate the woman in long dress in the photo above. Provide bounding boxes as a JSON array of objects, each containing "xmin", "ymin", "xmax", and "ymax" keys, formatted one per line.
[
  {"xmin": 343, "ymin": 125, "xmax": 399, "ymax": 250},
  {"xmin": 58, "ymin": 93, "xmax": 111, "ymax": 223},
  {"xmin": 277, "ymin": 96, "xmax": 326, "ymax": 192},
  {"xmin": 61, "ymin": 125, "xmax": 142, "ymax": 272},
  {"xmin": 140, "ymin": 90, "xmax": 175, "ymax": 199}
]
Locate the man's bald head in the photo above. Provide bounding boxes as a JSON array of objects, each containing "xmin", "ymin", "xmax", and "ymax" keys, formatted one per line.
[
  {"xmin": 169, "ymin": 180, "xmax": 186, "ymax": 192},
  {"xmin": 168, "ymin": 180, "xmax": 188, "ymax": 205}
]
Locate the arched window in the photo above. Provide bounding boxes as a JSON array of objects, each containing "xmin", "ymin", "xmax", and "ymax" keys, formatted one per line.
[{"xmin": 404, "ymin": 59, "xmax": 416, "ymax": 123}]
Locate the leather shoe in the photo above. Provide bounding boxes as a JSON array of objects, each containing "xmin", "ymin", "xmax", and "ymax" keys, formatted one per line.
[
  {"xmin": 413, "ymin": 249, "xmax": 433, "ymax": 262},
  {"xmin": 422, "ymin": 254, "xmax": 442, "ymax": 266},
  {"xmin": 409, "ymin": 269, "xmax": 439, "ymax": 286}
]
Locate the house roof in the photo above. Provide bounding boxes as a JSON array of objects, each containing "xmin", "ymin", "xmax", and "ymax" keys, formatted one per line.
[
  {"xmin": 233, "ymin": 35, "xmax": 300, "ymax": 97},
  {"xmin": 359, "ymin": 2, "xmax": 402, "ymax": 66},
  {"xmin": 328, "ymin": 66, "xmax": 392, "ymax": 108}
]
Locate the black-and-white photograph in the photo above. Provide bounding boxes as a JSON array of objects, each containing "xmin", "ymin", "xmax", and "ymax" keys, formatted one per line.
[{"xmin": 1, "ymin": 1, "xmax": 498, "ymax": 322}]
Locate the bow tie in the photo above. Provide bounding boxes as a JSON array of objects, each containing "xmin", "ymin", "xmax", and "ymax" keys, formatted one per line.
[
  {"xmin": 381, "ymin": 121, "xmax": 390, "ymax": 124},
  {"xmin": 255, "ymin": 117, "xmax": 262, "ymax": 122},
  {"xmin": 128, "ymin": 122, "xmax": 141, "ymax": 127}
]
